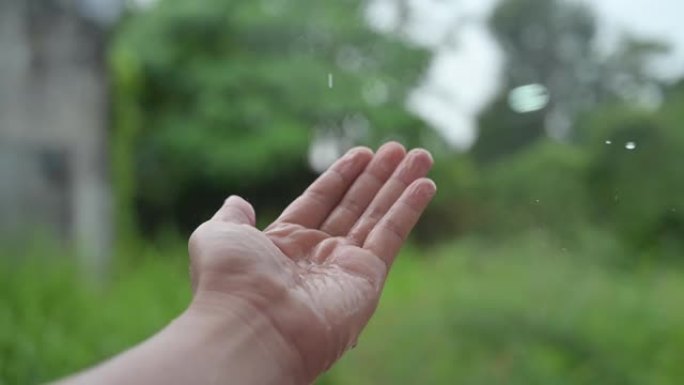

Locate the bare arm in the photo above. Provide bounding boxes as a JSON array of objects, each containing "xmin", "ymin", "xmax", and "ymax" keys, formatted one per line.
[{"xmin": 56, "ymin": 142, "xmax": 435, "ymax": 385}]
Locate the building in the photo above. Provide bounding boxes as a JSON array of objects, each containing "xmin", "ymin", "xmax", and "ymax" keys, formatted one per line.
[{"xmin": 0, "ymin": 0, "xmax": 123, "ymax": 272}]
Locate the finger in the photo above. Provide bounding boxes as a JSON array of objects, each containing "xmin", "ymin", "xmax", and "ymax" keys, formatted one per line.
[
  {"xmin": 273, "ymin": 147, "xmax": 373, "ymax": 229},
  {"xmin": 212, "ymin": 195, "xmax": 256, "ymax": 226},
  {"xmin": 348, "ymin": 149, "xmax": 433, "ymax": 245},
  {"xmin": 319, "ymin": 142, "xmax": 406, "ymax": 236},
  {"xmin": 363, "ymin": 178, "xmax": 436, "ymax": 265}
]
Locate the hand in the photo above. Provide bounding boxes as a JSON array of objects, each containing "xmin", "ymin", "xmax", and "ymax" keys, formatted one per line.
[{"xmin": 187, "ymin": 142, "xmax": 436, "ymax": 383}]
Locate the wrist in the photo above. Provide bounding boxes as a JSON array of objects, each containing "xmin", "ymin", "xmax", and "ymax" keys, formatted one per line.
[{"xmin": 184, "ymin": 292, "xmax": 308, "ymax": 385}]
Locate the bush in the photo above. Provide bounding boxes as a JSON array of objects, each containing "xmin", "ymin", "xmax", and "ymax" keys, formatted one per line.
[
  {"xmin": 0, "ymin": 245, "xmax": 190, "ymax": 384},
  {"xmin": 581, "ymin": 101, "xmax": 684, "ymax": 257},
  {"xmin": 325, "ymin": 234, "xmax": 684, "ymax": 384},
  {"xmin": 474, "ymin": 140, "xmax": 590, "ymax": 241},
  {"xmin": 3, "ymin": 232, "xmax": 684, "ymax": 384}
]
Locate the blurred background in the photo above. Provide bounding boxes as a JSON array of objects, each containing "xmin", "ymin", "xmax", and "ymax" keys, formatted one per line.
[{"xmin": 2, "ymin": 0, "xmax": 684, "ymax": 383}]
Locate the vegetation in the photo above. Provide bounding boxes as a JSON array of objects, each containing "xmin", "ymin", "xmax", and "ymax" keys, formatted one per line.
[
  {"xmin": 3, "ymin": 231, "xmax": 684, "ymax": 384},
  {"xmin": 111, "ymin": 0, "xmax": 434, "ymax": 235},
  {"xmin": 3, "ymin": 0, "xmax": 684, "ymax": 383}
]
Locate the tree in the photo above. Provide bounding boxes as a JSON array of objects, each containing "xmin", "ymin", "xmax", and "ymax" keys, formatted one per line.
[
  {"xmin": 473, "ymin": 0, "xmax": 667, "ymax": 163},
  {"xmin": 580, "ymin": 85, "xmax": 684, "ymax": 258},
  {"xmin": 111, "ymin": 0, "xmax": 432, "ymax": 235}
]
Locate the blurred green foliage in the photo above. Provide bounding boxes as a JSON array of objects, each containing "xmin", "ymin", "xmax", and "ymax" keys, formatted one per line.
[
  {"xmin": 474, "ymin": 0, "xmax": 667, "ymax": 161},
  {"xmin": 0, "ymin": 242, "xmax": 191, "ymax": 384},
  {"xmin": 580, "ymin": 97, "xmax": 684, "ymax": 256},
  {"xmin": 3, "ymin": 233, "xmax": 684, "ymax": 384},
  {"xmin": 4, "ymin": 0, "xmax": 684, "ymax": 383},
  {"xmin": 327, "ymin": 235, "xmax": 684, "ymax": 385},
  {"xmin": 111, "ymin": 0, "xmax": 433, "ymax": 235},
  {"xmin": 422, "ymin": 80, "xmax": 684, "ymax": 258}
]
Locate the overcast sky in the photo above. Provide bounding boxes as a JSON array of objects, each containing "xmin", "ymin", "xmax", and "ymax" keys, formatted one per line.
[{"xmin": 370, "ymin": 0, "xmax": 684, "ymax": 149}]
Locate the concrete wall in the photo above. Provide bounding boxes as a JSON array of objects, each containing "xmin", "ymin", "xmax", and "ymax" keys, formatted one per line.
[{"xmin": 0, "ymin": 0, "xmax": 114, "ymax": 272}]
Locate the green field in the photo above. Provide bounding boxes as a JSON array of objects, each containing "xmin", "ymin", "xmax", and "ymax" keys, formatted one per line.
[{"xmin": 3, "ymin": 231, "xmax": 682, "ymax": 385}]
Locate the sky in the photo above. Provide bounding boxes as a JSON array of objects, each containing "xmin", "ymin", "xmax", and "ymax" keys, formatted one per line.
[
  {"xmin": 365, "ymin": 0, "xmax": 684, "ymax": 149},
  {"xmin": 587, "ymin": 0, "xmax": 684, "ymax": 79}
]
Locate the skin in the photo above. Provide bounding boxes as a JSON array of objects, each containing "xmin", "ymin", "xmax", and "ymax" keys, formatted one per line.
[{"xmin": 56, "ymin": 142, "xmax": 436, "ymax": 385}]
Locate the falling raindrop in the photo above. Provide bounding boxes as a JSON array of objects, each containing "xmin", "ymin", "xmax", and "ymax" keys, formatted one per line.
[
  {"xmin": 605, "ymin": 140, "xmax": 612, "ymax": 145},
  {"xmin": 508, "ymin": 84, "xmax": 550, "ymax": 113},
  {"xmin": 625, "ymin": 142, "xmax": 637, "ymax": 150},
  {"xmin": 328, "ymin": 73, "xmax": 334, "ymax": 89}
]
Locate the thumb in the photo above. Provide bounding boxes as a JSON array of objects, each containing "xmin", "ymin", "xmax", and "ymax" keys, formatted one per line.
[{"xmin": 212, "ymin": 195, "xmax": 256, "ymax": 226}]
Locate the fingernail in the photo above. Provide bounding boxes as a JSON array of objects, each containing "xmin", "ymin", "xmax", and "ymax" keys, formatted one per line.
[
  {"xmin": 408, "ymin": 148, "xmax": 433, "ymax": 163},
  {"xmin": 347, "ymin": 146, "xmax": 371, "ymax": 157},
  {"xmin": 345, "ymin": 147, "xmax": 372, "ymax": 167},
  {"xmin": 399, "ymin": 150, "xmax": 433, "ymax": 178},
  {"xmin": 416, "ymin": 179, "xmax": 437, "ymax": 198},
  {"xmin": 378, "ymin": 141, "xmax": 406, "ymax": 154}
]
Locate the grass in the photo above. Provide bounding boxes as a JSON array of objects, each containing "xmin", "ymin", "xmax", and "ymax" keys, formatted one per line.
[
  {"xmin": 2, "ymin": 231, "xmax": 683, "ymax": 384},
  {"xmin": 0, "ymin": 242, "xmax": 191, "ymax": 384},
  {"xmin": 325, "ymin": 235, "xmax": 684, "ymax": 385}
]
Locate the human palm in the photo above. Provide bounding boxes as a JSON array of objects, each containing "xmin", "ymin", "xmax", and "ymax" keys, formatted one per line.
[{"xmin": 188, "ymin": 142, "xmax": 435, "ymax": 381}]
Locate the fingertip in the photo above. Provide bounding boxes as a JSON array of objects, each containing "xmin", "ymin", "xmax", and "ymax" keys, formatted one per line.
[
  {"xmin": 423, "ymin": 149, "xmax": 435, "ymax": 164},
  {"xmin": 225, "ymin": 194, "xmax": 251, "ymax": 207},
  {"xmin": 345, "ymin": 146, "xmax": 374, "ymax": 166},
  {"xmin": 353, "ymin": 142, "xmax": 407, "ymax": 177},
  {"xmin": 394, "ymin": 149, "xmax": 433, "ymax": 184},
  {"xmin": 417, "ymin": 178, "xmax": 437, "ymax": 197},
  {"xmin": 348, "ymin": 146, "xmax": 373, "ymax": 156},
  {"xmin": 378, "ymin": 141, "xmax": 407, "ymax": 155},
  {"xmin": 408, "ymin": 148, "xmax": 434, "ymax": 166},
  {"xmin": 403, "ymin": 178, "xmax": 436, "ymax": 205},
  {"xmin": 376, "ymin": 142, "xmax": 407, "ymax": 170},
  {"xmin": 421, "ymin": 177, "xmax": 437, "ymax": 188},
  {"xmin": 220, "ymin": 195, "xmax": 256, "ymax": 225}
]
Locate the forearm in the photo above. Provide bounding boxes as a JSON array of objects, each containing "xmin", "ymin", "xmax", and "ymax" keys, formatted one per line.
[
  {"xmin": 54, "ymin": 143, "xmax": 433, "ymax": 385},
  {"xmin": 55, "ymin": 299, "xmax": 303, "ymax": 385}
]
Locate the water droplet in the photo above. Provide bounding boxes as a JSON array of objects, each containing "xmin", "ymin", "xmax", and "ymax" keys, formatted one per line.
[
  {"xmin": 508, "ymin": 83, "xmax": 550, "ymax": 113},
  {"xmin": 328, "ymin": 73, "xmax": 334, "ymax": 89},
  {"xmin": 625, "ymin": 141, "xmax": 637, "ymax": 150},
  {"xmin": 535, "ymin": 199, "xmax": 541, "ymax": 204},
  {"xmin": 362, "ymin": 78, "xmax": 389, "ymax": 106},
  {"xmin": 605, "ymin": 140, "xmax": 612, "ymax": 145}
]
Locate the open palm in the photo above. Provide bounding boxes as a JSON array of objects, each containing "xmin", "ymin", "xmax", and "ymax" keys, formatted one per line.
[{"xmin": 188, "ymin": 142, "xmax": 435, "ymax": 381}]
